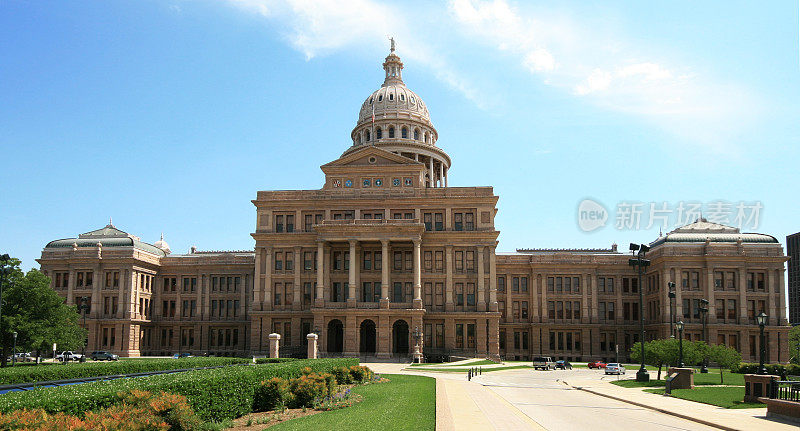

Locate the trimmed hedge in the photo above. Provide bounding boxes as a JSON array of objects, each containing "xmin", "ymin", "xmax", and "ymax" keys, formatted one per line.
[
  {"xmin": 254, "ymin": 358, "xmax": 297, "ymax": 365},
  {"xmin": 0, "ymin": 357, "xmax": 251, "ymax": 385},
  {"xmin": 0, "ymin": 358, "xmax": 358, "ymax": 422},
  {"xmin": 732, "ymin": 362, "xmax": 800, "ymax": 375}
]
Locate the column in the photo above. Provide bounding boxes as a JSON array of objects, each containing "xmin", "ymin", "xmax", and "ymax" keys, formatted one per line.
[
  {"xmin": 429, "ymin": 157, "xmax": 434, "ymax": 187},
  {"xmin": 202, "ymin": 275, "xmax": 210, "ymax": 319},
  {"xmin": 293, "ymin": 246, "xmax": 302, "ymax": 310},
  {"xmin": 581, "ymin": 273, "xmax": 589, "ymax": 323},
  {"xmin": 445, "ymin": 245, "xmax": 454, "ymax": 311},
  {"xmin": 767, "ymin": 270, "xmax": 776, "ymax": 326},
  {"xmin": 444, "ymin": 169, "xmax": 448, "ymax": 187},
  {"xmin": 253, "ymin": 248, "xmax": 263, "ymax": 309},
  {"xmin": 348, "ymin": 240, "xmax": 357, "ymax": 306},
  {"xmin": 540, "ymin": 274, "xmax": 547, "ymax": 323},
  {"xmin": 116, "ymin": 270, "xmax": 126, "ymax": 318},
  {"xmin": 241, "ymin": 273, "xmax": 248, "ymax": 318},
  {"xmin": 530, "ymin": 272, "xmax": 540, "ymax": 320},
  {"xmin": 413, "ymin": 239, "xmax": 422, "ymax": 309},
  {"xmin": 591, "ymin": 271, "xmax": 599, "ymax": 322},
  {"xmin": 380, "ymin": 240, "xmax": 390, "ymax": 308},
  {"xmin": 439, "ymin": 163, "xmax": 444, "ymax": 188},
  {"xmin": 661, "ymin": 268, "xmax": 670, "ymax": 325},
  {"xmin": 66, "ymin": 269, "xmax": 75, "ymax": 305},
  {"xmin": 91, "ymin": 266, "xmax": 102, "ymax": 319},
  {"xmin": 316, "ymin": 242, "xmax": 325, "ymax": 307},
  {"xmin": 196, "ymin": 269, "xmax": 204, "ymax": 319},
  {"xmin": 489, "ymin": 245, "xmax": 498, "ymax": 312},
  {"xmin": 488, "ymin": 317, "xmax": 500, "ymax": 358},
  {"xmin": 738, "ymin": 267, "xmax": 747, "ymax": 324},
  {"xmin": 477, "ymin": 246, "xmax": 486, "ymax": 312},
  {"xmin": 779, "ymin": 267, "xmax": 787, "ymax": 324},
  {"xmin": 706, "ymin": 266, "xmax": 716, "ymax": 323},
  {"xmin": 674, "ymin": 267, "xmax": 683, "ymax": 319},
  {"xmin": 264, "ymin": 247, "xmax": 273, "ymax": 311}
]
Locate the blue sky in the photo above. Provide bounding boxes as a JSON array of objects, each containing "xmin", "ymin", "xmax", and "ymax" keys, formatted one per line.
[{"xmin": 1, "ymin": 0, "xmax": 799, "ymax": 271}]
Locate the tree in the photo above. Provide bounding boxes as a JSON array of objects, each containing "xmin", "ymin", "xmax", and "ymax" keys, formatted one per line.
[
  {"xmin": 708, "ymin": 344, "xmax": 741, "ymax": 384},
  {"xmin": 0, "ymin": 257, "xmax": 86, "ymax": 366},
  {"xmin": 789, "ymin": 325, "xmax": 800, "ymax": 365},
  {"xmin": 630, "ymin": 339, "xmax": 710, "ymax": 380}
]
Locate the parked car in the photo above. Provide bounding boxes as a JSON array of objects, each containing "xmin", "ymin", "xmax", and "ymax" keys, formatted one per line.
[
  {"xmin": 6, "ymin": 352, "xmax": 31, "ymax": 362},
  {"xmin": 90, "ymin": 351, "xmax": 119, "ymax": 361},
  {"xmin": 605, "ymin": 363, "xmax": 626, "ymax": 375},
  {"xmin": 173, "ymin": 353, "xmax": 193, "ymax": 359},
  {"xmin": 532, "ymin": 356, "xmax": 556, "ymax": 370},
  {"xmin": 588, "ymin": 361, "xmax": 607, "ymax": 369},
  {"xmin": 555, "ymin": 360, "xmax": 572, "ymax": 370},
  {"xmin": 55, "ymin": 351, "xmax": 84, "ymax": 361}
]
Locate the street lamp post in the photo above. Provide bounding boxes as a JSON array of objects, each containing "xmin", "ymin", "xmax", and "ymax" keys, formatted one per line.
[
  {"xmin": 628, "ymin": 243, "xmax": 650, "ymax": 382},
  {"xmin": 668, "ymin": 282, "xmax": 676, "ymax": 338},
  {"xmin": 756, "ymin": 312, "xmax": 768, "ymax": 375},
  {"xmin": 12, "ymin": 332, "xmax": 17, "ymax": 367},
  {"xmin": 676, "ymin": 320, "xmax": 685, "ymax": 367},
  {"xmin": 699, "ymin": 298, "xmax": 709, "ymax": 373}
]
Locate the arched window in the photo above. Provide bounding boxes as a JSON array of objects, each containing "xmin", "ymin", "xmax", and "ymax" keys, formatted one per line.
[
  {"xmin": 414, "ymin": 129, "xmax": 420, "ymax": 140},
  {"xmin": 376, "ymin": 127, "xmax": 382, "ymax": 139},
  {"xmin": 370, "ymin": 97, "xmax": 373, "ymax": 104},
  {"xmin": 388, "ymin": 126, "xmax": 395, "ymax": 138},
  {"xmin": 401, "ymin": 127, "xmax": 408, "ymax": 139},
  {"xmin": 366, "ymin": 130, "xmax": 371, "ymax": 141},
  {"xmin": 378, "ymin": 95, "xmax": 383, "ymax": 102},
  {"xmin": 400, "ymin": 94, "xmax": 405, "ymax": 101},
  {"xmin": 389, "ymin": 93, "xmax": 394, "ymax": 101},
  {"xmin": 423, "ymin": 133, "xmax": 428, "ymax": 143}
]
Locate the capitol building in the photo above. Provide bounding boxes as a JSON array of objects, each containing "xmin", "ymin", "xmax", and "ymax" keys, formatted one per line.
[{"xmin": 38, "ymin": 45, "xmax": 790, "ymax": 363}]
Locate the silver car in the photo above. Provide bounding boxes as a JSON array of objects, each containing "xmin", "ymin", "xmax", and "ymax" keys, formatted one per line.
[{"xmin": 605, "ymin": 363, "xmax": 626, "ymax": 375}]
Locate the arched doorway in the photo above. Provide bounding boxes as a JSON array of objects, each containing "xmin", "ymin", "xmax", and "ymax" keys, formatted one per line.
[
  {"xmin": 360, "ymin": 319, "xmax": 376, "ymax": 355},
  {"xmin": 392, "ymin": 319, "xmax": 409, "ymax": 355},
  {"xmin": 327, "ymin": 319, "xmax": 344, "ymax": 354}
]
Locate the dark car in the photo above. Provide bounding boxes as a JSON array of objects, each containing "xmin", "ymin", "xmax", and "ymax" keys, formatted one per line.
[
  {"xmin": 555, "ymin": 360, "xmax": 572, "ymax": 370},
  {"xmin": 90, "ymin": 351, "xmax": 119, "ymax": 361}
]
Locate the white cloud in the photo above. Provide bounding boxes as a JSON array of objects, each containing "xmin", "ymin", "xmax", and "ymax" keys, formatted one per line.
[
  {"xmin": 448, "ymin": 0, "xmax": 760, "ymax": 150},
  {"xmin": 228, "ymin": 0, "xmax": 491, "ymax": 108}
]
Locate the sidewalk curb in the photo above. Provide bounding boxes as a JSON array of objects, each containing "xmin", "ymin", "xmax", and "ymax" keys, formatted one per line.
[{"xmin": 565, "ymin": 381, "xmax": 739, "ymax": 431}]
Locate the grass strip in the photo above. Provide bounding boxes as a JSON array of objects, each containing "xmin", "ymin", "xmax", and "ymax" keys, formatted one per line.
[
  {"xmin": 644, "ymin": 387, "xmax": 764, "ymax": 409},
  {"xmin": 269, "ymin": 374, "xmax": 435, "ymax": 431}
]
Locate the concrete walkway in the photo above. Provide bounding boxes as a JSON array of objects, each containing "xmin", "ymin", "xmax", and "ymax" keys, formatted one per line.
[
  {"xmin": 368, "ymin": 362, "xmax": 798, "ymax": 431},
  {"xmin": 563, "ymin": 376, "xmax": 798, "ymax": 431},
  {"xmin": 370, "ymin": 362, "xmax": 544, "ymax": 430}
]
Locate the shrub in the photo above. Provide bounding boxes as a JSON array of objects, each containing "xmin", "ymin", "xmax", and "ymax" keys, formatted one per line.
[
  {"xmin": 349, "ymin": 366, "xmax": 373, "ymax": 383},
  {"xmin": 0, "ymin": 358, "xmax": 358, "ymax": 422},
  {"xmin": 253, "ymin": 377, "xmax": 292, "ymax": 412},
  {"xmin": 0, "ymin": 357, "xmax": 251, "ymax": 386},
  {"xmin": 332, "ymin": 367, "xmax": 352, "ymax": 385},
  {"xmin": 0, "ymin": 390, "xmax": 202, "ymax": 430},
  {"xmin": 289, "ymin": 373, "xmax": 334, "ymax": 408},
  {"xmin": 731, "ymin": 362, "xmax": 800, "ymax": 375},
  {"xmin": 254, "ymin": 358, "xmax": 297, "ymax": 365}
]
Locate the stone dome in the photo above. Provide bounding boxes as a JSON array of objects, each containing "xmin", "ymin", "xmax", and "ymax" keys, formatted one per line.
[
  {"xmin": 344, "ymin": 39, "xmax": 450, "ymax": 188},
  {"xmin": 154, "ymin": 233, "xmax": 171, "ymax": 254},
  {"xmin": 357, "ymin": 84, "xmax": 431, "ymax": 125}
]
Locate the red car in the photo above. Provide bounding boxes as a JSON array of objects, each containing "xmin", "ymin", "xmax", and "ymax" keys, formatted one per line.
[{"xmin": 588, "ymin": 361, "xmax": 607, "ymax": 369}]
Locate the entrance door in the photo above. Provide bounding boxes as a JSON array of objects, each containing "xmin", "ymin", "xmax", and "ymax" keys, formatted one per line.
[
  {"xmin": 360, "ymin": 319, "xmax": 377, "ymax": 355},
  {"xmin": 327, "ymin": 319, "xmax": 344, "ymax": 354},
  {"xmin": 392, "ymin": 319, "xmax": 409, "ymax": 354}
]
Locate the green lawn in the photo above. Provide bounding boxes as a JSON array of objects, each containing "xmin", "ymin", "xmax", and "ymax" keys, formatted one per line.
[
  {"xmin": 611, "ymin": 369, "xmax": 744, "ymax": 388},
  {"xmin": 644, "ymin": 387, "xmax": 764, "ymax": 409},
  {"xmin": 270, "ymin": 374, "xmax": 435, "ymax": 431}
]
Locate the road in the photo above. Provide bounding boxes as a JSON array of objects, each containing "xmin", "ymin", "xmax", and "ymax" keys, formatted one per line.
[{"xmin": 470, "ymin": 368, "xmax": 718, "ymax": 431}]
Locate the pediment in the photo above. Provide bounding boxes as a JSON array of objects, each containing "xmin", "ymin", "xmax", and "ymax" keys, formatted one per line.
[{"xmin": 322, "ymin": 146, "xmax": 423, "ymax": 168}]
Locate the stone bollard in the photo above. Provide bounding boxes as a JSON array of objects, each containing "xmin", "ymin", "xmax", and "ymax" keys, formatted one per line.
[
  {"xmin": 269, "ymin": 333, "xmax": 281, "ymax": 358},
  {"xmin": 307, "ymin": 333, "xmax": 318, "ymax": 359}
]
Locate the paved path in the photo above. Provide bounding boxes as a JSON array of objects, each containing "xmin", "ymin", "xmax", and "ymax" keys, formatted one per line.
[{"xmin": 369, "ymin": 362, "xmax": 797, "ymax": 431}]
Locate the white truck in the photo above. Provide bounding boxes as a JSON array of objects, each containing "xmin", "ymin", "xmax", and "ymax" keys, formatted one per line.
[{"xmin": 532, "ymin": 356, "xmax": 556, "ymax": 370}]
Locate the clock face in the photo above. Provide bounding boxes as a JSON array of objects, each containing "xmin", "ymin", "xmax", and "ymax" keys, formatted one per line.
[
  {"xmin": 333, "ymin": 179, "xmax": 341, "ymax": 188},
  {"xmin": 363, "ymin": 179, "xmax": 371, "ymax": 187},
  {"xmin": 344, "ymin": 179, "xmax": 353, "ymax": 188},
  {"xmin": 374, "ymin": 179, "xmax": 383, "ymax": 187},
  {"xmin": 392, "ymin": 178, "xmax": 401, "ymax": 187}
]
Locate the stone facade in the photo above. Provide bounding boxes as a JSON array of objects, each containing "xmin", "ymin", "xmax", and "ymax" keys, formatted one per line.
[{"xmin": 37, "ymin": 47, "xmax": 790, "ymax": 362}]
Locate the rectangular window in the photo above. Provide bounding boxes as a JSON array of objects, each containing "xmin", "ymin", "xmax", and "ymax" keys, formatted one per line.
[
  {"xmin": 465, "ymin": 213, "xmax": 475, "ymax": 231},
  {"xmin": 521, "ymin": 301, "xmax": 528, "ymax": 319},
  {"xmin": 393, "ymin": 282, "xmax": 403, "ymax": 303},
  {"xmin": 498, "ymin": 276, "xmax": 506, "ymax": 292},
  {"xmin": 435, "ymin": 251, "xmax": 444, "ymax": 271},
  {"xmin": 512, "ymin": 277, "xmax": 519, "ymax": 292},
  {"xmin": 393, "ymin": 252, "xmax": 403, "ymax": 271},
  {"xmin": 454, "ymin": 213, "xmax": 463, "ymax": 231},
  {"xmin": 455, "ymin": 283, "xmax": 464, "ymax": 306},
  {"xmin": 521, "ymin": 277, "xmax": 528, "ymax": 292},
  {"xmin": 435, "ymin": 283, "xmax": 444, "ymax": 307},
  {"xmin": 455, "ymin": 324, "xmax": 464, "ymax": 349},
  {"xmin": 727, "ymin": 299, "xmax": 736, "ymax": 320},
  {"xmin": 467, "ymin": 324, "xmax": 476, "ymax": 349},
  {"xmin": 434, "ymin": 213, "xmax": 444, "ymax": 231},
  {"xmin": 423, "ymin": 213, "xmax": 433, "ymax": 231},
  {"xmin": 424, "ymin": 251, "xmax": 433, "ymax": 270},
  {"xmin": 363, "ymin": 251, "xmax": 372, "ymax": 270},
  {"xmin": 275, "ymin": 215, "xmax": 284, "ymax": 233}
]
